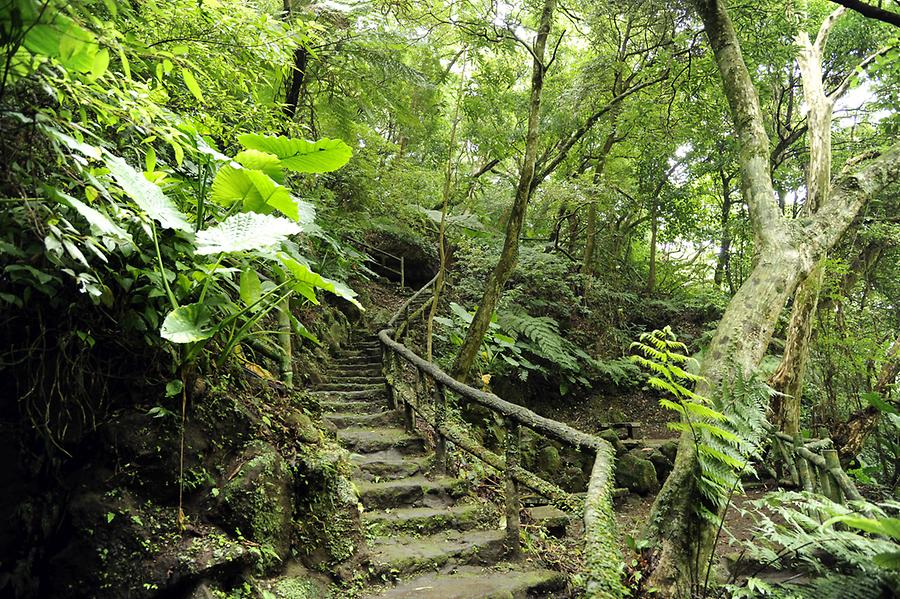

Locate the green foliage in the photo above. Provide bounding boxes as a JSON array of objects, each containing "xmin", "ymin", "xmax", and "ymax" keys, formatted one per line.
[
  {"xmin": 630, "ymin": 327, "xmax": 769, "ymax": 518},
  {"xmin": 727, "ymin": 492, "xmax": 900, "ymax": 597}
]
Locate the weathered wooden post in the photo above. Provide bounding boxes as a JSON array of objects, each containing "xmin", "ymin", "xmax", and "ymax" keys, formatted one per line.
[
  {"xmin": 794, "ymin": 436, "xmax": 813, "ymax": 492},
  {"xmin": 505, "ymin": 418, "xmax": 521, "ymax": 558},
  {"xmin": 401, "ymin": 256, "xmax": 405, "ymax": 288},
  {"xmin": 823, "ymin": 449, "xmax": 844, "ymax": 504},
  {"xmin": 433, "ymin": 382, "xmax": 447, "ymax": 474}
]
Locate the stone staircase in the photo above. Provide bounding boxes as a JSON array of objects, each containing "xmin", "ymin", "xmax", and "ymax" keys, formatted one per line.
[{"xmin": 311, "ymin": 331, "xmax": 569, "ymax": 598}]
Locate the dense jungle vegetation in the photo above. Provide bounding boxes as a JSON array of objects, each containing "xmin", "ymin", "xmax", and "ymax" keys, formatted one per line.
[{"xmin": 1, "ymin": 0, "xmax": 899, "ymax": 597}]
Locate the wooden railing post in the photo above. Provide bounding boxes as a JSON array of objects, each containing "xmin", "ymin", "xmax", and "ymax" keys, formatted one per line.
[
  {"xmin": 505, "ymin": 418, "xmax": 521, "ymax": 558},
  {"xmin": 401, "ymin": 256, "xmax": 405, "ymax": 288},
  {"xmin": 823, "ymin": 449, "xmax": 844, "ymax": 504},
  {"xmin": 433, "ymin": 382, "xmax": 447, "ymax": 474},
  {"xmin": 793, "ymin": 435, "xmax": 813, "ymax": 492},
  {"xmin": 383, "ymin": 347, "xmax": 396, "ymax": 410}
]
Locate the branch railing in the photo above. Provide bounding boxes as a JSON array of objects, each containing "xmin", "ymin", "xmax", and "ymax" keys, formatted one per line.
[
  {"xmin": 355, "ymin": 239, "xmax": 405, "ymax": 288},
  {"xmin": 378, "ymin": 278, "xmax": 624, "ymax": 598},
  {"xmin": 764, "ymin": 422, "xmax": 864, "ymax": 504}
]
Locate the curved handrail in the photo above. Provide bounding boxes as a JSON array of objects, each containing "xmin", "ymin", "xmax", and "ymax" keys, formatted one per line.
[
  {"xmin": 386, "ymin": 272, "xmax": 438, "ymax": 328},
  {"xmin": 377, "ymin": 282, "xmax": 624, "ymax": 598}
]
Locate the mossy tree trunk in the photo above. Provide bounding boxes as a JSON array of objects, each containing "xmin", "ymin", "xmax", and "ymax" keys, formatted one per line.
[
  {"xmin": 645, "ymin": 1, "xmax": 900, "ymax": 595},
  {"xmin": 451, "ymin": 0, "xmax": 557, "ymax": 381}
]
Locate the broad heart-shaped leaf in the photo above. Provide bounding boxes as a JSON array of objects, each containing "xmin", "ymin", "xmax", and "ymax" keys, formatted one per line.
[
  {"xmin": 49, "ymin": 188, "xmax": 132, "ymax": 244},
  {"xmin": 160, "ymin": 303, "xmax": 213, "ymax": 344},
  {"xmin": 209, "ymin": 164, "xmax": 296, "ymax": 219},
  {"xmin": 873, "ymin": 551, "xmax": 900, "ymax": 570},
  {"xmin": 278, "ymin": 253, "xmax": 362, "ymax": 309},
  {"xmin": 238, "ymin": 134, "xmax": 352, "ymax": 173},
  {"xmin": 104, "ymin": 154, "xmax": 191, "ymax": 231},
  {"xmin": 234, "ymin": 150, "xmax": 283, "ymax": 182},
  {"xmin": 195, "ymin": 212, "xmax": 300, "ymax": 255}
]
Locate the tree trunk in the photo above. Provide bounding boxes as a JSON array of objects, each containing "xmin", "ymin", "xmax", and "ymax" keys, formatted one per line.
[
  {"xmin": 581, "ymin": 114, "xmax": 620, "ymax": 276},
  {"xmin": 646, "ymin": 200, "xmax": 658, "ymax": 295},
  {"xmin": 769, "ymin": 7, "xmax": 843, "ymax": 434},
  {"xmin": 282, "ymin": 1, "xmax": 308, "ymax": 119},
  {"xmin": 450, "ymin": 0, "xmax": 556, "ymax": 381},
  {"xmin": 646, "ymin": 2, "xmax": 900, "ymax": 595},
  {"xmin": 277, "ymin": 297, "xmax": 293, "ymax": 388},
  {"xmin": 713, "ymin": 169, "xmax": 733, "ymax": 287}
]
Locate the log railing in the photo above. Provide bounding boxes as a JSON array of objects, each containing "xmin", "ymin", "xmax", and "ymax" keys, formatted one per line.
[
  {"xmin": 378, "ymin": 279, "xmax": 625, "ymax": 598},
  {"xmin": 764, "ymin": 422, "xmax": 864, "ymax": 504},
  {"xmin": 355, "ymin": 239, "xmax": 406, "ymax": 288}
]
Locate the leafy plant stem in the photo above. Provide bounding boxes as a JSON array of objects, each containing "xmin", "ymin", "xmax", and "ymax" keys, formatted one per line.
[{"xmin": 151, "ymin": 221, "xmax": 179, "ymax": 310}]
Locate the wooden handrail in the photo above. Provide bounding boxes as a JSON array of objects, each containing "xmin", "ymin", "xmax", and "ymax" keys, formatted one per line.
[
  {"xmin": 378, "ymin": 281, "xmax": 624, "ymax": 597},
  {"xmin": 351, "ymin": 238, "xmax": 407, "ymax": 287}
]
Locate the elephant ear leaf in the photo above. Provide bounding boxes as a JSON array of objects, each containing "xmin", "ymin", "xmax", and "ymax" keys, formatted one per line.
[
  {"xmin": 105, "ymin": 154, "xmax": 192, "ymax": 231},
  {"xmin": 161, "ymin": 303, "xmax": 213, "ymax": 343},
  {"xmin": 237, "ymin": 134, "xmax": 352, "ymax": 173},
  {"xmin": 195, "ymin": 212, "xmax": 300, "ymax": 255}
]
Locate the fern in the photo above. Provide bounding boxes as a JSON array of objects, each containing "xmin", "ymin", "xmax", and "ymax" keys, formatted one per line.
[
  {"xmin": 630, "ymin": 328, "xmax": 769, "ymax": 519},
  {"xmin": 726, "ymin": 492, "xmax": 900, "ymax": 597}
]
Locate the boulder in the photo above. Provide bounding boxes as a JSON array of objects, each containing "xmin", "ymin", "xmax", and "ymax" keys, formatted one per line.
[
  {"xmin": 221, "ymin": 441, "xmax": 293, "ymax": 569},
  {"xmin": 628, "ymin": 447, "xmax": 673, "ymax": 481},
  {"xmin": 615, "ymin": 452, "xmax": 659, "ymax": 495},
  {"xmin": 598, "ymin": 429, "xmax": 627, "ymax": 457},
  {"xmin": 536, "ymin": 446, "xmax": 561, "ymax": 474},
  {"xmin": 285, "ymin": 409, "xmax": 320, "ymax": 444},
  {"xmin": 659, "ymin": 439, "xmax": 679, "ymax": 463}
]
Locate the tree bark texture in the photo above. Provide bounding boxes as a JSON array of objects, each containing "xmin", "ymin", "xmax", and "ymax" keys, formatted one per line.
[
  {"xmin": 451, "ymin": 0, "xmax": 556, "ymax": 381},
  {"xmin": 646, "ymin": 2, "xmax": 900, "ymax": 595}
]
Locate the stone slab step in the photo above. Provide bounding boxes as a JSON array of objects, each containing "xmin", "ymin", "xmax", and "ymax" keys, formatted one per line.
[
  {"xmin": 338, "ymin": 428, "xmax": 425, "ymax": 455},
  {"xmin": 338, "ymin": 349, "xmax": 382, "ymax": 359},
  {"xmin": 320, "ymin": 399, "xmax": 386, "ymax": 414},
  {"xmin": 364, "ymin": 504, "xmax": 487, "ymax": 535},
  {"xmin": 325, "ymin": 410, "xmax": 402, "ymax": 429},
  {"xmin": 356, "ymin": 476, "xmax": 465, "ymax": 510},
  {"xmin": 362, "ymin": 565, "xmax": 568, "ymax": 599},
  {"xmin": 327, "ymin": 375, "xmax": 386, "ymax": 384},
  {"xmin": 366, "ymin": 530, "xmax": 507, "ymax": 578},
  {"xmin": 328, "ymin": 367, "xmax": 384, "ymax": 377},
  {"xmin": 311, "ymin": 389, "xmax": 385, "ymax": 400},
  {"xmin": 333, "ymin": 358, "xmax": 382, "ymax": 367},
  {"xmin": 315, "ymin": 382, "xmax": 385, "ymax": 392},
  {"xmin": 352, "ymin": 450, "xmax": 431, "ymax": 481}
]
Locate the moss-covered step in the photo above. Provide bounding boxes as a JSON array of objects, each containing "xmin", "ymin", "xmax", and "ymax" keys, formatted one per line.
[
  {"xmin": 335, "ymin": 349, "xmax": 382, "ymax": 359},
  {"xmin": 332, "ymin": 357, "xmax": 382, "ymax": 367},
  {"xmin": 365, "ymin": 529, "xmax": 507, "ymax": 578},
  {"xmin": 320, "ymin": 398, "xmax": 385, "ymax": 414},
  {"xmin": 311, "ymin": 389, "xmax": 386, "ymax": 400},
  {"xmin": 324, "ymin": 410, "xmax": 402, "ymax": 429},
  {"xmin": 315, "ymin": 382, "xmax": 385, "ymax": 392},
  {"xmin": 325, "ymin": 375, "xmax": 386, "ymax": 385},
  {"xmin": 363, "ymin": 503, "xmax": 489, "ymax": 535},
  {"xmin": 327, "ymin": 366, "xmax": 384, "ymax": 377},
  {"xmin": 338, "ymin": 428, "xmax": 426, "ymax": 454},
  {"xmin": 356, "ymin": 476, "xmax": 465, "ymax": 510},
  {"xmin": 351, "ymin": 450, "xmax": 431, "ymax": 481},
  {"xmin": 361, "ymin": 564, "xmax": 568, "ymax": 599}
]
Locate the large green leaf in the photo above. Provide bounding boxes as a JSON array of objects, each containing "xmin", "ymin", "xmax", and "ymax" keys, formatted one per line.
[
  {"xmin": 50, "ymin": 188, "xmax": 132, "ymax": 244},
  {"xmin": 238, "ymin": 134, "xmax": 352, "ymax": 173},
  {"xmin": 239, "ymin": 269, "xmax": 262, "ymax": 307},
  {"xmin": 195, "ymin": 212, "xmax": 300, "ymax": 255},
  {"xmin": 209, "ymin": 164, "xmax": 295, "ymax": 218},
  {"xmin": 160, "ymin": 303, "xmax": 213, "ymax": 343},
  {"xmin": 278, "ymin": 253, "xmax": 362, "ymax": 308},
  {"xmin": 234, "ymin": 150, "xmax": 283, "ymax": 182},
  {"xmin": 105, "ymin": 154, "xmax": 191, "ymax": 231}
]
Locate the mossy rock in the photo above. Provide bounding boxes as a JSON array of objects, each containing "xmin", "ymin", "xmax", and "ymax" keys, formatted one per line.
[
  {"xmin": 615, "ymin": 452, "xmax": 659, "ymax": 495},
  {"xmin": 537, "ymin": 446, "xmax": 561, "ymax": 474},
  {"xmin": 259, "ymin": 562, "xmax": 331, "ymax": 599},
  {"xmin": 221, "ymin": 441, "xmax": 293, "ymax": 569},
  {"xmin": 285, "ymin": 409, "xmax": 320, "ymax": 444},
  {"xmin": 598, "ymin": 429, "xmax": 627, "ymax": 457},
  {"xmin": 659, "ymin": 439, "xmax": 679, "ymax": 463}
]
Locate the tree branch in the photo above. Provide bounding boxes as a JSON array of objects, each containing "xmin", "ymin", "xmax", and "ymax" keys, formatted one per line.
[{"xmin": 827, "ymin": 0, "xmax": 900, "ymax": 27}]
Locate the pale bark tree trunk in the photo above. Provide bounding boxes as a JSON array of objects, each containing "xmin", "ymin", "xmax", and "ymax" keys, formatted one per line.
[
  {"xmin": 646, "ymin": 200, "xmax": 658, "ymax": 294},
  {"xmin": 581, "ymin": 123, "xmax": 619, "ymax": 276},
  {"xmin": 770, "ymin": 8, "xmax": 844, "ymax": 435},
  {"xmin": 451, "ymin": 0, "xmax": 556, "ymax": 380},
  {"xmin": 645, "ymin": 2, "xmax": 900, "ymax": 595}
]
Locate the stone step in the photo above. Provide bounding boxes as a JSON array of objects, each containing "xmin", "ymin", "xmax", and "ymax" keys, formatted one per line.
[
  {"xmin": 333, "ymin": 359, "xmax": 383, "ymax": 368},
  {"xmin": 352, "ymin": 450, "xmax": 431, "ymax": 481},
  {"xmin": 362, "ymin": 565, "xmax": 568, "ymax": 599},
  {"xmin": 315, "ymin": 382, "xmax": 384, "ymax": 392},
  {"xmin": 356, "ymin": 476, "xmax": 465, "ymax": 510},
  {"xmin": 320, "ymin": 399, "xmax": 385, "ymax": 414},
  {"xmin": 325, "ymin": 410, "xmax": 402, "ymax": 429},
  {"xmin": 337, "ymin": 349, "xmax": 382, "ymax": 359},
  {"xmin": 364, "ymin": 503, "xmax": 487, "ymax": 535},
  {"xmin": 338, "ymin": 428, "xmax": 426, "ymax": 455},
  {"xmin": 328, "ymin": 367, "xmax": 383, "ymax": 377},
  {"xmin": 310, "ymin": 389, "xmax": 386, "ymax": 401},
  {"xmin": 326, "ymin": 375, "xmax": 386, "ymax": 385},
  {"xmin": 365, "ymin": 530, "xmax": 507, "ymax": 578}
]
